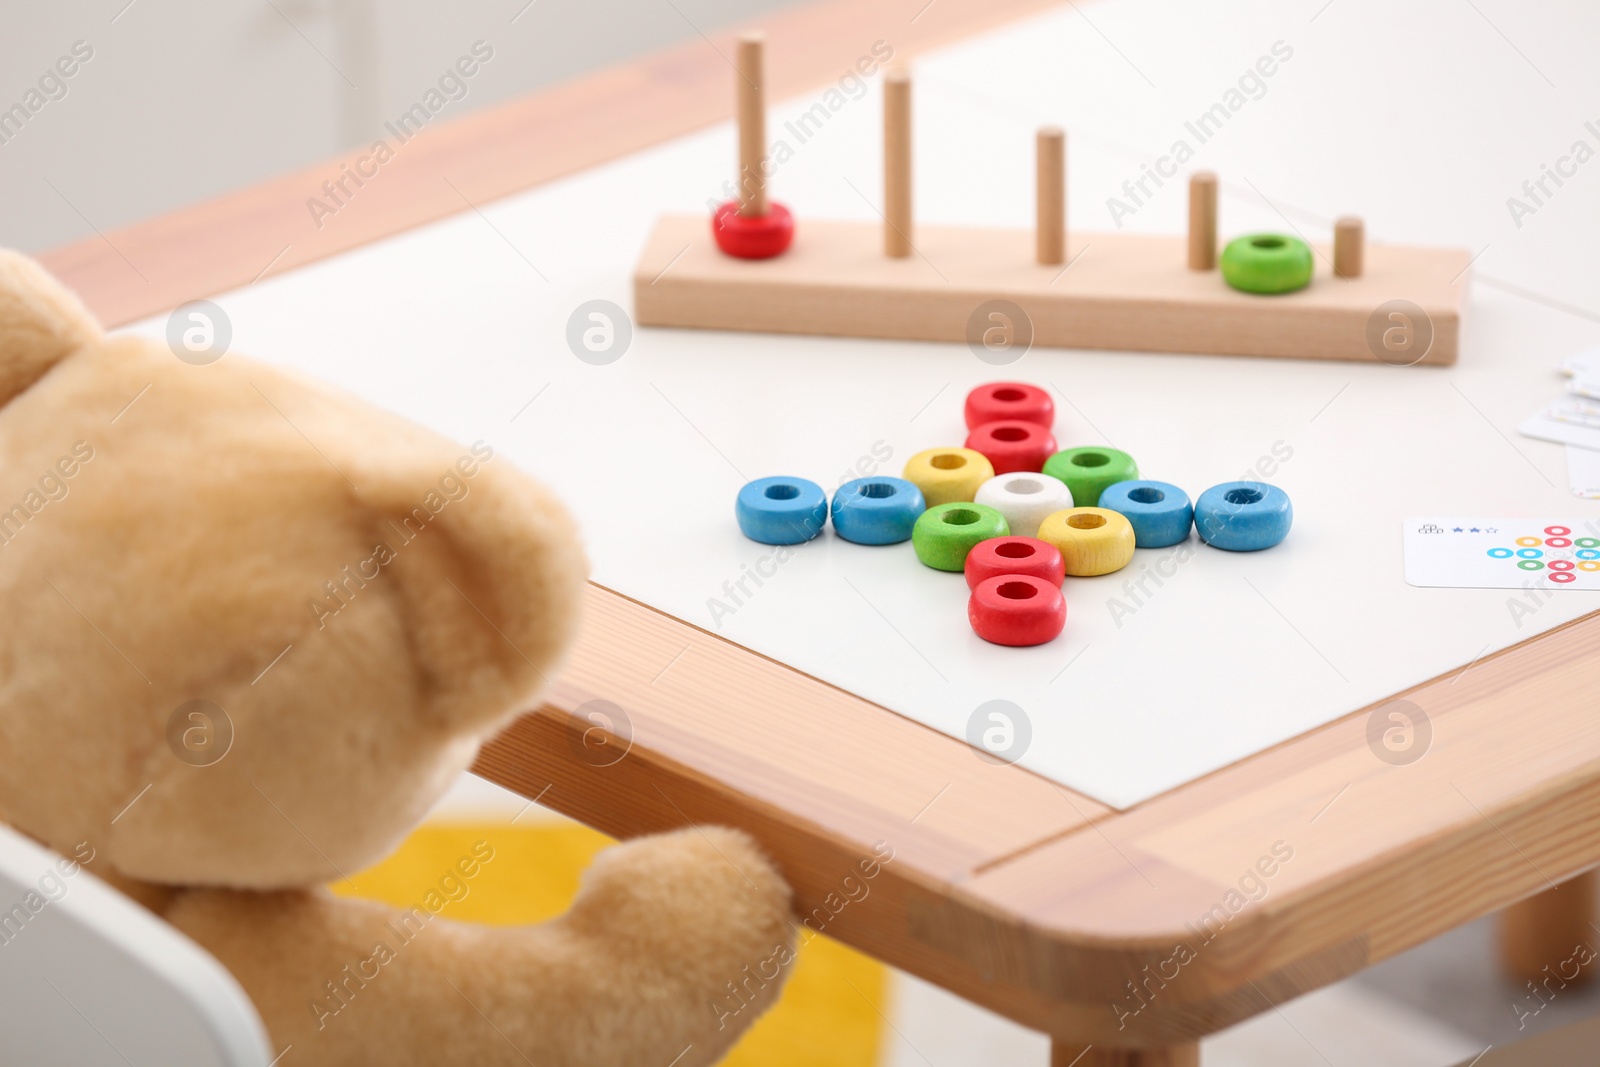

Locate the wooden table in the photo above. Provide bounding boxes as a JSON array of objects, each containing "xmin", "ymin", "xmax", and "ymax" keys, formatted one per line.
[{"xmin": 45, "ymin": 1, "xmax": 1600, "ymax": 1062}]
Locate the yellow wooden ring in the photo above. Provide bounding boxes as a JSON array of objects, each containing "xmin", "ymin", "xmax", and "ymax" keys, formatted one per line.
[
  {"xmin": 902, "ymin": 447, "xmax": 995, "ymax": 507},
  {"xmin": 1037, "ymin": 507, "xmax": 1136, "ymax": 576}
]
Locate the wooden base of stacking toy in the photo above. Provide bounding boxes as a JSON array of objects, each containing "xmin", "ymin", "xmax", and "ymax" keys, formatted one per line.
[
  {"xmin": 635, "ymin": 216, "xmax": 1469, "ymax": 365},
  {"xmin": 642, "ymin": 34, "xmax": 1469, "ymax": 365}
]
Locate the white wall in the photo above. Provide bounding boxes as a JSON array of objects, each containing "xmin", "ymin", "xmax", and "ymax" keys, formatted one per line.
[{"xmin": 0, "ymin": 0, "xmax": 796, "ymax": 252}]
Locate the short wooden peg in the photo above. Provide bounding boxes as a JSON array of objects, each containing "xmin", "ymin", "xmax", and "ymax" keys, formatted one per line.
[
  {"xmin": 1333, "ymin": 216, "xmax": 1364, "ymax": 279},
  {"xmin": 736, "ymin": 33, "xmax": 768, "ymax": 217},
  {"xmin": 1187, "ymin": 172, "xmax": 1218, "ymax": 271},
  {"xmin": 883, "ymin": 69, "xmax": 913, "ymax": 258},
  {"xmin": 1036, "ymin": 126, "xmax": 1066, "ymax": 266}
]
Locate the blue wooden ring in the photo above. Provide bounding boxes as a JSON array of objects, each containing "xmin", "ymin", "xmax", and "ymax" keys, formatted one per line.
[
  {"xmin": 736, "ymin": 477, "xmax": 828, "ymax": 545},
  {"xmin": 831, "ymin": 477, "xmax": 926, "ymax": 545},
  {"xmin": 1195, "ymin": 481, "xmax": 1292, "ymax": 551},
  {"xmin": 1098, "ymin": 480, "xmax": 1193, "ymax": 548}
]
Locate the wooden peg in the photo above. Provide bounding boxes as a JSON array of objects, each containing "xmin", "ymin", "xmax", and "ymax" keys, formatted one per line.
[
  {"xmin": 1036, "ymin": 127, "xmax": 1066, "ymax": 266},
  {"xmin": 1187, "ymin": 172, "xmax": 1218, "ymax": 271},
  {"xmin": 1499, "ymin": 871, "xmax": 1598, "ymax": 987},
  {"xmin": 1334, "ymin": 216, "xmax": 1365, "ymax": 278},
  {"xmin": 736, "ymin": 33, "xmax": 768, "ymax": 217},
  {"xmin": 883, "ymin": 69, "xmax": 913, "ymax": 258}
]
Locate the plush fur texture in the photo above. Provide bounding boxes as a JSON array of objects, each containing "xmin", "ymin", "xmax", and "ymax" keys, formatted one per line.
[{"xmin": 0, "ymin": 252, "xmax": 794, "ymax": 1065}]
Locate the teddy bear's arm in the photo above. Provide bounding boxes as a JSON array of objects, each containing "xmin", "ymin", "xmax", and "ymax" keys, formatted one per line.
[{"xmin": 162, "ymin": 827, "xmax": 795, "ymax": 1067}]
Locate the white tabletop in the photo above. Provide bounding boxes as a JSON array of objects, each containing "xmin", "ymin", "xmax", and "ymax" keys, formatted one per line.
[{"xmin": 128, "ymin": 0, "xmax": 1600, "ymax": 807}]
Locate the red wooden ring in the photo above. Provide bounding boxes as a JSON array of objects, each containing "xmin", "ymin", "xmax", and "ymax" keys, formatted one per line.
[
  {"xmin": 964, "ymin": 536, "xmax": 1065, "ymax": 590},
  {"xmin": 964, "ymin": 382, "xmax": 1054, "ymax": 430},
  {"xmin": 712, "ymin": 200, "xmax": 795, "ymax": 259},
  {"xmin": 965, "ymin": 419, "xmax": 1058, "ymax": 475},
  {"xmin": 967, "ymin": 574, "xmax": 1067, "ymax": 647}
]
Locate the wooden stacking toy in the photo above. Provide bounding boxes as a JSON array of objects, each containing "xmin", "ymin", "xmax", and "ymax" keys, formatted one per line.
[
  {"xmin": 902, "ymin": 447, "xmax": 994, "ymax": 507},
  {"xmin": 636, "ymin": 34, "xmax": 1472, "ymax": 365},
  {"xmin": 1043, "ymin": 447, "xmax": 1139, "ymax": 514},
  {"xmin": 974, "ymin": 472, "xmax": 1073, "ymax": 538},
  {"xmin": 968, "ymin": 575, "xmax": 1066, "ymax": 647},
  {"xmin": 964, "ymin": 536, "xmax": 1066, "ymax": 590},
  {"xmin": 736, "ymin": 476, "xmax": 827, "ymax": 544},
  {"xmin": 964, "ymin": 382, "xmax": 1053, "ymax": 429},
  {"xmin": 966, "ymin": 419, "xmax": 1057, "ymax": 475},
  {"xmin": 912, "ymin": 502, "xmax": 1008, "ymax": 571},
  {"xmin": 830, "ymin": 477, "xmax": 924, "ymax": 545},
  {"xmin": 1195, "ymin": 481, "xmax": 1293, "ymax": 551},
  {"xmin": 1037, "ymin": 507, "xmax": 1137, "ymax": 577},
  {"xmin": 1098, "ymin": 480, "xmax": 1193, "ymax": 548}
]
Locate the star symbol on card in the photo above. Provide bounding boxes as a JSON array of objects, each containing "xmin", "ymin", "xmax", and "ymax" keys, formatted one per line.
[
  {"xmin": 1469, "ymin": 527, "xmax": 1480, "ymax": 533},
  {"xmin": 1453, "ymin": 527, "xmax": 1463, "ymax": 532},
  {"xmin": 1486, "ymin": 527, "xmax": 1498, "ymax": 533}
]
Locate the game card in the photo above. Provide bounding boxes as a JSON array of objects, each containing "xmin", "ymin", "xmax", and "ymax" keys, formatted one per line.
[
  {"xmin": 1518, "ymin": 403, "xmax": 1600, "ymax": 451},
  {"xmin": 1404, "ymin": 518, "xmax": 1600, "ymax": 589},
  {"xmin": 1569, "ymin": 446, "xmax": 1600, "ymax": 499}
]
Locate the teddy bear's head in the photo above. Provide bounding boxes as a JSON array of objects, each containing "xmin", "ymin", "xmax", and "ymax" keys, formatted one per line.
[{"xmin": 0, "ymin": 252, "xmax": 586, "ymax": 889}]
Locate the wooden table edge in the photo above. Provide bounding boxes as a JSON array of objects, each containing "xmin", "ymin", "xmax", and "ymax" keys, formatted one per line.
[{"xmin": 38, "ymin": 0, "xmax": 1600, "ymax": 1048}]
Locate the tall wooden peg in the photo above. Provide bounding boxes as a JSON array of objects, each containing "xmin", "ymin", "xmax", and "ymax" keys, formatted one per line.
[
  {"xmin": 883, "ymin": 69, "xmax": 913, "ymax": 258},
  {"xmin": 1188, "ymin": 172, "xmax": 1218, "ymax": 271},
  {"xmin": 711, "ymin": 30, "xmax": 793, "ymax": 259},
  {"xmin": 1334, "ymin": 216, "xmax": 1365, "ymax": 279},
  {"xmin": 736, "ymin": 33, "xmax": 768, "ymax": 217},
  {"xmin": 1036, "ymin": 127, "xmax": 1066, "ymax": 266}
]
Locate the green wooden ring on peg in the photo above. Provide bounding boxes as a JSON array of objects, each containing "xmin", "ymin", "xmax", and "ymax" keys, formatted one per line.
[{"xmin": 1220, "ymin": 233, "xmax": 1314, "ymax": 295}]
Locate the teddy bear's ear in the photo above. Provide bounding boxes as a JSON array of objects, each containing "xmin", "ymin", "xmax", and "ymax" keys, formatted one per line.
[
  {"xmin": 0, "ymin": 250, "xmax": 101, "ymax": 408},
  {"xmin": 358, "ymin": 445, "xmax": 589, "ymax": 738}
]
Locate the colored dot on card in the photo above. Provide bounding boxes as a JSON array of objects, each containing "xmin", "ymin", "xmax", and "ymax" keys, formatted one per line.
[
  {"xmin": 1546, "ymin": 537, "xmax": 1573, "ymax": 547},
  {"xmin": 1551, "ymin": 571, "xmax": 1577, "ymax": 584},
  {"xmin": 1519, "ymin": 559, "xmax": 1545, "ymax": 570},
  {"xmin": 1578, "ymin": 549, "xmax": 1600, "ymax": 559},
  {"xmin": 1577, "ymin": 537, "xmax": 1600, "ymax": 548},
  {"xmin": 1550, "ymin": 559, "xmax": 1576, "ymax": 571},
  {"xmin": 1580, "ymin": 560, "xmax": 1600, "ymax": 571},
  {"xmin": 1516, "ymin": 536, "xmax": 1542, "ymax": 547},
  {"xmin": 1545, "ymin": 525, "xmax": 1572, "ymax": 537},
  {"xmin": 1517, "ymin": 548, "xmax": 1543, "ymax": 559},
  {"xmin": 1487, "ymin": 547, "xmax": 1513, "ymax": 559}
]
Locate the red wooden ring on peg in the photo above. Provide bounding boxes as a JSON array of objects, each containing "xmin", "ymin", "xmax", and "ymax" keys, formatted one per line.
[
  {"xmin": 964, "ymin": 382, "xmax": 1054, "ymax": 430},
  {"xmin": 968, "ymin": 574, "xmax": 1067, "ymax": 647},
  {"xmin": 712, "ymin": 200, "xmax": 795, "ymax": 259}
]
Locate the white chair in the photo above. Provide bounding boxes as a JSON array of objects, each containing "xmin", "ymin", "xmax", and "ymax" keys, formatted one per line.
[{"xmin": 0, "ymin": 823, "xmax": 272, "ymax": 1065}]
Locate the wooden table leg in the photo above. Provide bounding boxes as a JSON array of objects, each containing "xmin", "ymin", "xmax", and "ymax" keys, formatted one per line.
[
  {"xmin": 1051, "ymin": 1042, "xmax": 1200, "ymax": 1066},
  {"xmin": 1498, "ymin": 869, "xmax": 1598, "ymax": 986}
]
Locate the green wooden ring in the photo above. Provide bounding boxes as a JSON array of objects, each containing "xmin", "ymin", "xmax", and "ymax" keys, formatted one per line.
[
  {"xmin": 1220, "ymin": 233, "xmax": 1314, "ymax": 294},
  {"xmin": 912, "ymin": 502, "xmax": 1009, "ymax": 571},
  {"xmin": 1042, "ymin": 447, "xmax": 1138, "ymax": 512}
]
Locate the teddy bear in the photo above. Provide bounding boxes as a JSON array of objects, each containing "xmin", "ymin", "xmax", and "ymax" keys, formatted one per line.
[{"xmin": 0, "ymin": 250, "xmax": 795, "ymax": 1065}]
